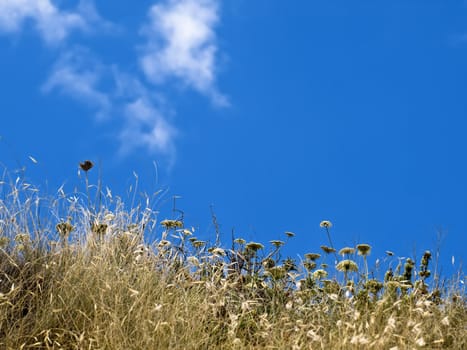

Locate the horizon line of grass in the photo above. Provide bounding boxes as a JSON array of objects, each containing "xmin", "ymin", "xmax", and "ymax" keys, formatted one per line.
[{"xmin": 0, "ymin": 162, "xmax": 465, "ymax": 349}]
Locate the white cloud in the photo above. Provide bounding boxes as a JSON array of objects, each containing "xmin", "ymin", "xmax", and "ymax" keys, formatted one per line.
[
  {"xmin": 121, "ymin": 98, "xmax": 178, "ymax": 158},
  {"xmin": 41, "ymin": 48, "xmax": 111, "ymax": 119},
  {"xmin": 42, "ymin": 51, "xmax": 178, "ymax": 159},
  {"xmin": 0, "ymin": 0, "xmax": 105, "ymax": 45},
  {"xmin": 140, "ymin": 0, "xmax": 228, "ymax": 106},
  {"xmin": 0, "ymin": 0, "xmax": 226, "ymax": 164}
]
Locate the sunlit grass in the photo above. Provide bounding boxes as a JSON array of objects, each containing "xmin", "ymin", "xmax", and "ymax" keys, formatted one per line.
[{"xmin": 0, "ymin": 166, "xmax": 465, "ymax": 349}]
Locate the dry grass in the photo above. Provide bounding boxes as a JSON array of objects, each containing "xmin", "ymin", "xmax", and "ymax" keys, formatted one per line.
[{"xmin": 0, "ymin": 170, "xmax": 465, "ymax": 349}]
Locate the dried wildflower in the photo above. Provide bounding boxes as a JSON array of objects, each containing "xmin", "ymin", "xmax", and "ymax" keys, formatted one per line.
[
  {"xmin": 91, "ymin": 222, "xmax": 108, "ymax": 236},
  {"xmin": 267, "ymin": 266, "xmax": 287, "ymax": 280},
  {"xmin": 339, "ymin": 247, "xmax": 355, "ymax": 256},
  {"xmin": 319, "ymin": 220, "xmax": 332, "ymax": 228},
  {"xmin": 234, "ymin": 238, "xmax": 246, "ymax": 245},
  {"xmin": 192, "ymin": 240, "xmax": 206, "ymax": 249},
  {"xmin": 79, "ymin": 160, "xmax": 93, "ymax": 172},
  {"xmin": 320, "ymin": 245, "xmax": 336, "ymax": 254},
  {"xmin": 245, "ymin": 242, "xmax": 264, "ymax": 251},
  {"xmin": 365, "ymin": 279, "xmax": 383, "ymax": 294},
  {"xmin": 284, "ymin": 231, "xmax": 295, "ymax": 238},
  {"xmin": 356, "ymin": 244, "xmax": 371, "ymax": 256},
  {"xmin": 403, "ymin": 258, "xmax": 415, "ymax": 283},
  {"xmin": 313, "ymin": 269, "xmax": 328, "ymax": 279},
  {"xmin": 15, "ymin": 233, "xmax": 30, "ymax": 243},
  {"xmin": 188, "ymin": 237, "xmax": 198, "ymax": 243},
  {"xmin": 56, "ymin": 221, "xmax": 74, "ymax": 238},
  {"xmin": 208, "ymin": 247, "xmax": 226, "ymax": 256},
  {"xmin": 160, "ymin": 219, "xmax": 183, "ymax": 229},
  {"xmin": 304, "ymin": 253, "xmax": 321, "ymax": 261},
  {"xmin": 104, "ymin": 213, "xmax": 115, "ymax": 221},
  {"xmin": 386, "ymin": 250, "xmax": 394, "ymax": 256},
  {"xmin": 283, "ymin": 257, "xmax": 297, "ymax": 271},
  {"xmin": 158, "ymin": 240, "xmax": 171, "ymax": 247},
  {"xmin": 0, "ymin": 236, "xmax": 9, "ymax": 248},
  {"xmin": 181, "ymin": 229, "xmax": 192, "ymax": 236},
  {"xmin": 304, "ymin": 261, "xmax": 317, "ymax": 271},
  {"xmin": 270, "ymin": 240, "xmax": 285, "ymax": 247},
  {"xmin": 384, "ymin": 268, "xmax": 394, "ymax": 282},
  {"xmin": 336, "ymin": 259, "xmax": 358, "ymax": 272},
  {"xmin": 262, "ymin": 257, "xmax": 275, "ymax": 269}
]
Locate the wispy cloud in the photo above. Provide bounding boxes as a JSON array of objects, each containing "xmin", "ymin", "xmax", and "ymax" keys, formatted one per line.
[
  {"xmin": 1, "ymin": 0, "xmax": 226, "ymax": 165},
  {"xmin": 42, "ymin": 49, "xmax": 178, "ymax": 161},
  {"xmin": 41, "ymin": 48, "xmax": 111, "ymax": 119},
  {"xmin": 140, "ymin": 0, "xmax": 228, "ymax": 106},
  {"xmin": 0, "ymin": 0, "xmax": 108, "ymax": 45},
  {"xmin": 121, "ymin": 98, "xmax": 178, "ymax": 158}
]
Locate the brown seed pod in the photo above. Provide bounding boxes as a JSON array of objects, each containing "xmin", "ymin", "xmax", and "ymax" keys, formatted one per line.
[{"xmin": 80, "ymin": 160, "xmax": 94, "ymax": 172}]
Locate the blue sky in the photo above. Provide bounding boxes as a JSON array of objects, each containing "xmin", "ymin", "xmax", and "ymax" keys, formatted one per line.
[{"xmin": 1, "ymin": 0, "xmax": 466, "ymax": 279}]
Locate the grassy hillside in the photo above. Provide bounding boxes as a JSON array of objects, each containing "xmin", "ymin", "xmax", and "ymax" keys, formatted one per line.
[{"xmin": 0, "ymin": 166, "xmax": 465, "ymax": 349}]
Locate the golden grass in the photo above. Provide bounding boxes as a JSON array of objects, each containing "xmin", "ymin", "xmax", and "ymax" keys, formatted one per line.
[{"xmin": 0, "ymin": 172, "xmax": 465, "ymax": 349}]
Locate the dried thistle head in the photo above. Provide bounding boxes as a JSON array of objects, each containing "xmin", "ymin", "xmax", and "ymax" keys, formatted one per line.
[
  {"xmin": 56, "ymin": 220, "xmax": 74, "ymax": 238},
  {"xmin": 284, "ymin": 231, "xmax": 295, "ymax": 238},
  {"xmin": 356, "ymin": 244, "xmax": 371, "ymax": 256},
  {"xmin": 79, "ymin": 160, "xmax": 94, "ymax": 172},
  {"xmin": 319, "ymin": 220, "xmax": 332, "ymax": 228},
  {"xmin": 91, "ymin": 222, "xmax": 108, "ymax": 236}
]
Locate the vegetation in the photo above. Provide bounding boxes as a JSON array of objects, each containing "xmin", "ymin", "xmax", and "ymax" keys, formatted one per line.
[{"xmin": 0, "ymin": 162, "xmax": 465, "ymax": 349}]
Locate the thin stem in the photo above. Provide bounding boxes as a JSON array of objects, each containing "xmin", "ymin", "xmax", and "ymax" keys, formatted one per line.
[{"xmin": 325, "ymin": 227, "xmax": 338, "ymax": 261}]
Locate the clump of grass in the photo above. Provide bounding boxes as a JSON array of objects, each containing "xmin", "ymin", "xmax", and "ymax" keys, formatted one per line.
[{"xmin": 0, "ymin": 168, "xmax": 465, "ymax": 349}]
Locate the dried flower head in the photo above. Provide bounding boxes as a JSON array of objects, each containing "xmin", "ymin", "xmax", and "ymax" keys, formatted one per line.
[
  {"xmin": 267, "ymin": 266, "xmax": 287, "ymax": 280},
  {"xmin": 262, "ymin": 257, "xmax": 275, "ymax": 269},
  {"xmin": 246, "ymin": 242, "xmax": 264, "ymax": 251},
  {"xmin": 320, "ymin": 245, "xmax": 336, "ymax": 254},
  {"xmin": 339, "ymin": 247, "xmax": 356, "ymax": 256},
  {"xmin": 160, "ymin": 219, "xmax": 183, "ymax": 229},
  {"xmin": 91, "ymin": 222, "xmax": 108, "ymax": 236},
  {"xmin": 192, "ymin": 240, "xmax": 206, "ymax": 249},
  {"xmin": 234, "ymin": 238, "xmax": 246, "ymax": 245},
  {"xmin": 304, "ymin": 261, "xmax": 317, "ymax": 271},
  {"xmin": 304, "ymin": 253, "xmax": 321, "ymax": 261},
  {"xmin": 270, "ymin": 240, "xmax": 285, "ymax": 248},
  {"xmin": 56, "ymin": 221, "xmax": 74, "ymax": 238},
  {"xmin": 356, "ymin": 244, "xmax": 372, "ymax": 256},
  {"xmin": 79, "ymin": 160, "xmax": 94, "ymax": 172},
  {"xmin": 385, "ymin": 250, "xmax": 394, "ymax": 256},
  {"xmin": 284, "ymin": 231, "xmax": 295, "ymax": 238},
  {"xmin": 336, "ymin": 259, "xmax": 359, "ymax": 273},
  {"xmin": 313, "ymin": 269, "xmax": 328, "ymax": 279},
  {"xmin": 208, "ymin": 247, "xmax": 226, "ymax": 256},
  {"xmin": 320, "ymin": 220, "xmax": 332, "ymax": 228}
]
